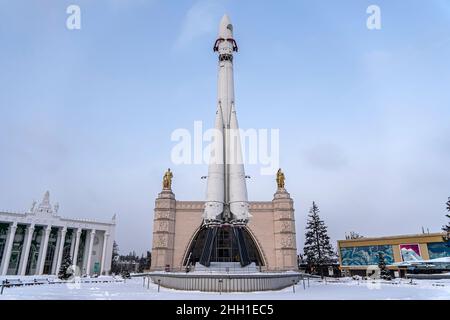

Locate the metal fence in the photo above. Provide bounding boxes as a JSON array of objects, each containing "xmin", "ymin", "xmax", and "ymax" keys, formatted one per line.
[{"xmin": 138, "ymin": 272, "xmax": 311, "ymax": 292}]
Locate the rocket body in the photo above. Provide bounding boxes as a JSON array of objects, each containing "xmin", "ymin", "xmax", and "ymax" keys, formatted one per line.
[{"xmin": 203, "ymin": 15, "xmax": 250, "ymax": 225}]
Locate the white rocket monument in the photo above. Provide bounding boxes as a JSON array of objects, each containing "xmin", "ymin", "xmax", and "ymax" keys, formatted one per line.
[
  {"xmin": 200, "ymin": 15, "xmax": 252, "ymax": 267},
  {"xmin": 203, "ymin": 14, "xmax": 251, "ymax": 226}
]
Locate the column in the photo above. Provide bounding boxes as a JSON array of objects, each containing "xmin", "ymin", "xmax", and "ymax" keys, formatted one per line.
[
  {"xmin": 85, "ymin": 229, "xmax": 96, "ymax": 276},
  {"xmin": 51, "ymin": 228, "xmax": 62, "ymax": 274},
  {"xmin": 37, "ymin": 225, "xmax": 52, "ymax": 275},
  {"xmin": 54, "ymin": 227, "xmax": 67, "ymax": 275},
  {"xmin": 72, "ymin": 229, "xmax": 82, "ymax": 270},
  {"xmin": 69, "ymin": 229, "xmax": 76, "ymax": 258},
  {"xmin": 1, "ymin": 222, "xmax": 18, "ymax": 275},
  {"xmin": 19, "ymin": 224, "xmax": 35, "ymax": 276},
  {"xmin": 100, "ymin": 232, "xmax": 109, "ymax": 275}
]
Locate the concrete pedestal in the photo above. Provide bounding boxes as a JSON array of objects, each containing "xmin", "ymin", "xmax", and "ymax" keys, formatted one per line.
[{"xmin": 150, "ymin": 187, "xmax": 297, "ymax": 272}]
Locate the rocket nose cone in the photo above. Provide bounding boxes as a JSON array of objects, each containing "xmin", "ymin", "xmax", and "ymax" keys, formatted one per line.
[{"xmin": 219, "ymin": 14, "xmax": 233, "ymax": 38}]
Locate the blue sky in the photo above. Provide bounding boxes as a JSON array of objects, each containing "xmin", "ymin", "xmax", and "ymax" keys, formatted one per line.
[{"xmin": 1, "ymin": 0, "xmax": 449, "ymax": 255}]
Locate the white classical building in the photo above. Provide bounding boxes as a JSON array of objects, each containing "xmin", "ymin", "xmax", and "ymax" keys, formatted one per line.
[{"xmin": 0, "ymin": 191, "xmax": 116, "ymax": 276}]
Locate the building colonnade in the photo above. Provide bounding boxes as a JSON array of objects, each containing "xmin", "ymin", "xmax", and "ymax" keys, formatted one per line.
[{"xmin": 0, "ymin": 221, "xmax": 111, "ymax": 276}]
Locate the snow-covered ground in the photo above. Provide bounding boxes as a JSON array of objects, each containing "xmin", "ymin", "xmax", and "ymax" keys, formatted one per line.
[{"xmin": 0, "ymin": 276, "xmax": 449, "ymax": 300}]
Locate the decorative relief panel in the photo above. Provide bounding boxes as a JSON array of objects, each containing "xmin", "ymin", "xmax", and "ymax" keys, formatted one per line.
[
  {"xmin": 154, "ymin": 234, "xmax": 168, "ymax": 248},
  {"xmin": 155, "ymin": 201, "xmax": 176, "ymax": 210},
  {"xmin": 273, "ymin": 202, "xmax": 293, "ymax": 211},
  {"xmin": 155, "ymin": 211, "xmax": 171, "ymax": 220},
  {"xmin": 249, "ymin": 202, "xmax": 272, "ymax": 210},
  {"xmin": 157, "ymin": 220, "xmax": 170, "ymax": 232},
  {"xmin": 176, "ymin": 202, "xmax": 204, "ymax": 210},
  {"xmin": 275, "ymin": 212, "xmax": 293, "ymax": 221},
  {"xmin": 280, "ymin": 221, "xmax": 292, "ymax": 233},
  {"xmin": 280, "ymin": 234, "xmax": 295, "ymax": 249}
]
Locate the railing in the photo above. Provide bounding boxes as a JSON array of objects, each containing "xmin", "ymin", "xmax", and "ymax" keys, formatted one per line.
[
  {"xmin": 141, "ymin": 272, "xmax": 308, "ymax": 292},
  {"xmin": 146, "ymin": 264, "xmax": 296, "ymax": 274},
  {"xmin": 191, "ymin": 262, "xmax": 261, "ymax": 274},
  {"xmin": 0, "ymin": 277, "xmax": 124, "ymax": 295}
]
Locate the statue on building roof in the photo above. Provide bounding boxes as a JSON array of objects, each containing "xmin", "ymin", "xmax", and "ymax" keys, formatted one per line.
[
  {"xmin": 163, "ymin": 168, "xmax": 173, "ymax": 190},
  {"xmin": 33, "ymin": 190, "xmax": 54, "ymax": 215},
  {"xmin": 30, "ymin": 200, "xmax": 37, "ymax": 213},
  {"xmin": 276, "ymin": 168, "xmax": 285, "ymax": 190}
]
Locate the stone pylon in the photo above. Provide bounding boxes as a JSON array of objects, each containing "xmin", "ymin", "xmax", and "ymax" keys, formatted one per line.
[
  {"xmin": 151, "ymin": 187, "xmax": 176, "ymax": 271},
  {"xmin": 272, "ymin": 187, "xmax": 297, "ymax": 270}
]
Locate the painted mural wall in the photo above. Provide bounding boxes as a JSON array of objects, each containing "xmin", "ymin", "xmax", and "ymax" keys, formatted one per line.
[
  {"xmin": 340, "ymin": 245, "xmax": 394, "ymax": 266},
  {"xmin": 399, "ymin": 243, "xmax": 421, "ymax": 261},
  {"xmin": 427, "ymin": 242, "xmax": 450, "ymax": 259}
]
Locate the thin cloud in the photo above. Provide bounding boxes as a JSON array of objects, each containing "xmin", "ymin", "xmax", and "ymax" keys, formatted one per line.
[
  {"xmin": 174, "ymin": 0, "xmax": 226, "ymax": 49},
  {"xmin": 303, "ymin": 143, "xmax": 348, "ymax": 171}
]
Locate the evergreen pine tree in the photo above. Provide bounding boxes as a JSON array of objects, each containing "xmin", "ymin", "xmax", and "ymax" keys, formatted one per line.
[
  {"xmin": 138, "ymin": 254, "xmax": 145, "ymax": 273},
  {"xmin": 111, "ymin": 241, "xmax": 120, "ymax": 274},
  {"xmin": 443, "ymin": 197, "xmax": 450, "ymax": 234},
  {"xmin": 378, "ymin": 252, "xmax": 391, "ymax": 280},
  {"xmin": 147, "ymin": 251, "xmax": 152, "ymax": 269},
  {"xmin": 58, "ymin": 253, "xmax": 73, "ymax": 280},
  {"xmin": 303, "ymin": 201, "xmax": 335, "ymax": 276}
]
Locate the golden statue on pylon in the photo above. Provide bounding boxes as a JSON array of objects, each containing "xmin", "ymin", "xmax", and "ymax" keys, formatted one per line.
[
  {"xmin": 163, "ymin": 168, "xmax": 173, "ymax": 190},
  {"xmin": 276, "ymin": 168, "xmax": 285, "ymax": 189}
]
